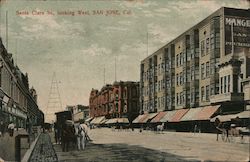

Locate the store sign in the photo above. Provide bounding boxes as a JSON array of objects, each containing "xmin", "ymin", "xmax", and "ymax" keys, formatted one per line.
[
  {"xmin": 225, "ymin": 16, "xmax": 250, "ymax": 55},
  {"xmin": 225, "ymin": 17, "xmax": 250, "ymax": 27}
]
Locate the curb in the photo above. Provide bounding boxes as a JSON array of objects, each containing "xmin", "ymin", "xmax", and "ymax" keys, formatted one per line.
[{"xmin": 21, "ymin": 133, "xmax": 41, "ymax": 162}]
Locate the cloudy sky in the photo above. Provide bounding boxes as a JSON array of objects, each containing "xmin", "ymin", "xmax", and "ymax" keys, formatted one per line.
[{"xmin": 0, "ymin": 0, "xmax": 249, "ymax": 120}]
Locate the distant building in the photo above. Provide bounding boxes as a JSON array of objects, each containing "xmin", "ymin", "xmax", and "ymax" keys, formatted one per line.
[
  {"xmin": 140, "ymin": 7, "xmax": 250, "ymax": 114},
  {"xmin": 89, "ymin": 81, "xmax": 140, "ymax": 123},
  {"xmin": 66, "ymin": 105, "xmax": 89, "ymax": 122}
]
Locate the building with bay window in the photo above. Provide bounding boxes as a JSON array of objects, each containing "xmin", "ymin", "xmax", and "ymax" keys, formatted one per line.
[{"xmin": 140, "ymin": 7, "xmax": 250, "ymax": 114}]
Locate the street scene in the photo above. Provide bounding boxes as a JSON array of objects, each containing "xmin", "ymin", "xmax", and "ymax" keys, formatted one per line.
[{"xmin": 0, "ymin": 0, "xmax": 250, "ymax": 162}]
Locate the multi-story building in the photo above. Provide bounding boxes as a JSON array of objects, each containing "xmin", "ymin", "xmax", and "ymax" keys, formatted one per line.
[
  {"xmin": 89, "ymin": 81, "xmax": 140, "ymax": 123},
  {"xmin": 141, "ymin": 7, "xmax": 250, "ymax": 114},
  {"xmin": 0, "ymin": 38, "xmax": 44, "ymax": 127}
]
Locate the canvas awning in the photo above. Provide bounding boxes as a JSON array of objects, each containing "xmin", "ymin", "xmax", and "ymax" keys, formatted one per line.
[
  {"xmin": 90, "ymin": 116, "xmax": 106, "ymax": 124},
  {"xmin": 106, "ymin": 118, "xmax": 129, "ymax": 124},
  {"xmin": 180, "ymin": 107, "xmax": 202, "ymax": 121},
  {"xmin": 105, "ymin": 118, "xmax": 117, "ymax": 124},
  {"xmin": 151, "ymin": 112, "xmax": 167, "ymax": 123},
  {"xmin": 196, "ymin": 105, "xmax": 220, "ymax": 120},
  {"xmin": 160, "ymin": 110, "xmax": 176, "ymax": 122},
  {"xmin": 210, "ymin": 114, "xmax": 238, "ymax": 122},
  {"xmin": 132, "ymin": 114, "xmax": 146, "ymax": 123},
  {"xmin": 170, "ymin": 109, "xmax": 189, "ymax": 122},
  {"xmin": 140, "ymin": 113, "xmax": 158, "ymax": 123},
  {"xmin": 85, "ymin": 117, "xmax": 93, "ymax": 122},
  {"xmin": 236, "ymin": 111, "xmax": 250, "ymax": 119}
]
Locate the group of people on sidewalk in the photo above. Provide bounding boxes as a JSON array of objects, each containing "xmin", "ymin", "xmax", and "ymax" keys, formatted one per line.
[
  {"xmin": 54, "ymin": 120, "xmax": 91, "ymax": 152},
  {"xmin": 0, "ymin": 120, "xmax": 15, "ymax": 137}
]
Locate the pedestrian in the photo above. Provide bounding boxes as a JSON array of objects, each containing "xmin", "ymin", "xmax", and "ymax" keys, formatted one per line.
[
  {"xmin": 8, "ymin": 121, "xmax": 15, "ymax": 137},
  {"xmin": 0, "ymin": 120, "xmax": 6, "ymax": 137},
  {"xmin": 214, "ymin": 118, "xmax": 221, "ymax": 141},
  {"xmin": 77, "ymin": 121, "xmax": 86, "ymax": 151}
]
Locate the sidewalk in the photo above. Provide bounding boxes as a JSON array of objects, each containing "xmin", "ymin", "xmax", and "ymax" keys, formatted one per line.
[{"xmin": 0, "ymin": 128, "xmax": 28, "ymax": 161}]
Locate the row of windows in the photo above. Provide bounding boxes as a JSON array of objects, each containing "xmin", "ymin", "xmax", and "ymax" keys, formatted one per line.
[{"xmin": 0, "ymin": 66, "xmax": 27, "ymax": 109}]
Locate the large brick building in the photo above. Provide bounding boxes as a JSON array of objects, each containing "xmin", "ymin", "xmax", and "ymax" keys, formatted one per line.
[
  {"xmin": 89, "ymin": 81, "xmax": 140, "ymax": 123},
  {"xmin": 140, "ymin": 7, "xmax": 250, "ymax": 114}
]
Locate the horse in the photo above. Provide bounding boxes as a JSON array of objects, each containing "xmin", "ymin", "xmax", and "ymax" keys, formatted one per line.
[{"xmin": 156, "ymin": 123, "xmax": 164, "ymax": 133}]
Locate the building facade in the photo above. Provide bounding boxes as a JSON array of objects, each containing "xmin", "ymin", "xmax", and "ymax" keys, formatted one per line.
[
  {"xmin": 89, "ymin": 81, "xmax": 140, "ymax": 122},
  {"xmin": 0, "ymin": 38, "xmax": 44, "ymax": 127},
  {"xmin": 140, "ymin": 7, "xmax": 250, "ymax": 113}
]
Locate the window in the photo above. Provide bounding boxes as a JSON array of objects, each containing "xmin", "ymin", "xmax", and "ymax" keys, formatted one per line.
[
  {"xmin": 224, "ymin": 76, "xmax": 227, "ymax": 94},
  {"xmin": 206, "ymin": 38, "xmax": 209, "ymax": 54},
  {"xmin": 201, "ymin": 86, "xmax": 205, "ymax": 101},
  {"xmin": 220, "ymin": 77, "xmax": 223, "ymax": 94},
  {"xmin": 206, "ymin": 85, "xmax": 209, "ymax": 101},
  {"xmin": 191, "ymin": 88, "xmax": 195, "ymax": 103},
  {"xmin": 180, "ymin": 72, "xmax": 183, "ymax": 85},
  {"xmin": 206, "ymin": 61, "xmax": 210, "ymax": 77},
  {"xmin": 191, "ymin": 66, "xmax": 195, "ymax": 81},
  {"xmin": 176, "ymin": 54, "xmax": 179, "ymax": 67},
  {"xmin": 201, "ymin": 40, "xmax": 205, "ymax": 56},
  {"xmin": 210, "ymin": 84, "xmax": 215, "ymax": 95},
  {"xmin": 201, "ymin": 63, "xmax": 205, "ymax": 79},
  {"xmin": 176, "ymin": 93, "xmax": 179, "ymax": 105},
  {"xmin": 180, "ymin": 53, "xmax": 183, "ymax": 65},
  {"xmin": 176, "ymin": 74, "xmax": 179, "ymax": 86},
  {"xmin": 228, "ymin": 75, "xmax": 231, "ymax": 93}
]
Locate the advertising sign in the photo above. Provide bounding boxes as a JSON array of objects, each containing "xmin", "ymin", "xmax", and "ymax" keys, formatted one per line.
[{"xmin": 224, "ymin": 16, "xmax": 250, "ymax": 55}]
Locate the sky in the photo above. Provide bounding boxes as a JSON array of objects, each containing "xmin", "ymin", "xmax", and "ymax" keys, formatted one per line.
[{"xmin": 0, "ymin": 0, "xmax": 249, "ymax": 121}]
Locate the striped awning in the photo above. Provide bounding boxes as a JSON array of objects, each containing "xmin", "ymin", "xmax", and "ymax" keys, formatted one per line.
[
  {"xmin": 151, "ymin": 112, "xmax": 167, "ymax": 123},
  {"xmin": 180, "ymin": 108, "xmax": 203, "ymax": 121},
  {"xmin": 160, "ymin": 110, "xmax": 176, "ymax": 122},
  {"xmin": 90, "ymin": 116, "xmax": 106, "ymax": 124},
  {"xmin": 139, "ymin": 113, "xmax": 158, "ymax": 123},
  {"xmin": 196, "ymin": 105, "xmax": 220, "ymax": 120},
  {"xmin": 85, "ymin": 117, "xmax": 93, "ymax": 122},
  {"xmin": 132, "ymin": 114, "xmax": 147, "ymax": 123},
  {"xmin": 170, "ymin": 109, "xmax": 189, "ymax": 122}
]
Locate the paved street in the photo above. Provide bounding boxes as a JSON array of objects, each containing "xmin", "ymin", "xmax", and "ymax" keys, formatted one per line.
[{"xmin": 53, "ymin": 128, "xmax": 250, "ymax": 162}]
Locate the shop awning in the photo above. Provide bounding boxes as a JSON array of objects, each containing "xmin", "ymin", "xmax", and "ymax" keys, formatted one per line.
[
  {"xmin": 106, "ymin": 118, "xmax": 129, "ymax": 124},
  {"xmin": 151, "ymin": 112, "xmax": 167, "ymax": 123},
  {"xmin": 117, "ymin": 118, "xmax": 129, "ymax": 123},
  {"xmin": 105, "ymin": 118, "xmax": 117, "ymax": 124},
  {"xmin": 236, "ymin": 111, "xmax": 250, "ymax": 119},
  {"xmin": 85, "ymin": 117, "xmax": 93, "ymax": 122},
  {"xmin": 196, "ymin": 105, "xmax": 220, "ymax": 120},
  {"xmin": 160, "ymin": 110, "xmax": 176, "ymax": 122},
  {"xmin": 140, "ymin": 113, "xmax": 158, "ymax": 123},
  {"xmin": 210, "ymin": 114, "xmax": 238, "ymax": 122},
  {"xmin": 132, "ymin": 114, "xmax": 146, "ymax": 123},
  {"xmin": 180, "ymin": 108, "xmax": 203, "ymax": 121},
  {"xmin": 90, "ymin": 116, "xmax": 106, "ymax": 124},
  {"xmin": 170, "ymin": 109, "xmax": 189, "ymax": 122}
]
